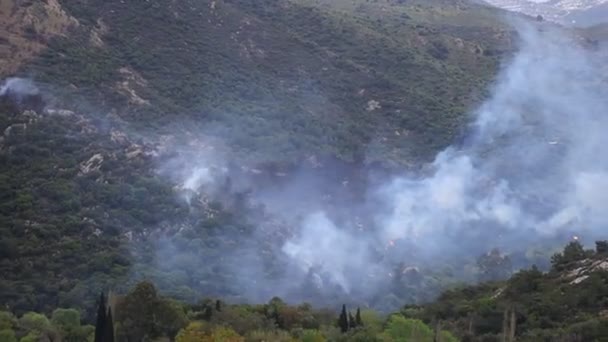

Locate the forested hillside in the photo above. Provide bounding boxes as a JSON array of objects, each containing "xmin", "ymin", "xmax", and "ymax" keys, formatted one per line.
[
  {"xmin": 0, "ymin": 0, "xmax": 519, "ymax": 316},
  {"xmin": 18, "ymin": 0, "xmax": 513, "ymax": 163},
  {"xmin": 1, "ymin": 1, "xmax": 608, "ymax": 341},
  {"xmin": 1, "ymin": 241, "xmax": 606, "ymax": 341}
]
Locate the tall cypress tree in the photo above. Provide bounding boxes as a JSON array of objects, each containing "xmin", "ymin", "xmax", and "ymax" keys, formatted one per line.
[
  {"xmin": 105, "ymin": 307, "xmax": 115, "ymax": 342},
  {"xmin": 94, "ymin": 292, "xmax": 107, "ymax": 342},
  {"xmin": 355, "ymin": 307, "xmax": 363, "ymax": 327},
  {"xmin": 338, "ymin": 304, "xmax": 349, "ymax": 333}
]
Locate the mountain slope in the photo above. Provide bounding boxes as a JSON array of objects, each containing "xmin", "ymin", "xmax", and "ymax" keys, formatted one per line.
[
  {"xmin": 0, "ymin": 0, "xmax": 522, "ymax": 315},
  {"xmin": 484, "ymin": 0, "xmax": 608, "ymax": 26},
  {"xmin": 405, "ymin": 241, "xmax": 608, "ymax": 341},
  {"xmin": 19, "ymin": 0, "xmax": 514, "ymax": 164},
  {"xmin": 0, "ymin": 0, "xmax": 78, "ymax": 75}
]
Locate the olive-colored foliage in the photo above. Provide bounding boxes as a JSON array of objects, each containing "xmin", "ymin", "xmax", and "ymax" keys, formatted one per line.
[
  {"xmin": 406, "ymin": 243, "xmax": 608, "ymax": 341},
  {"xmin": 175, "ymin": 323, "xmax": 244, "ymax": 342},
  {"xmin": 51, "ymin": 309, "xmax": 80, "ymax": 330},
  {"xmin": 299, "ymin": 329, "xmax": 326, "ymax": 342},
  {"xmin": 0, "ymin": 329, "xmax": 17, "ymax": 342},
  {"xmin": 115, "ymin": 281, "xmax": 188, "ymax": 341},
  {"xmin": 210, "ymin": 307, "xmax": 275, "ymax": 336},
  {"xmin": 205, "ymin": 327, "xmax": 245, "ymax": 342},
  {"xmin": 0, "ymin": 310, "xmax": 93, "ymax": 342},
  {"xmin": 18, "ymin": 332, "xmax": 40, "ymax": 342},
  {"xmin": 245, "ymin": 329, "xmax": 295, "ymax": 342},
  {"xmin": 0, "ymin": 313, "xmax": 16, "ymax": 331},
  {"xmin": 50, "ymin": 309, "xmax": 94, "ymax": 342},
  {"xmin": 360, "ymin": 309, "xmax": 384, "ymax": 334},
  {"xmin": 175, "ymin": 322, "xmax": 208, "ymax": 342},
  {"xmin": 18, "ymin": 312, "xmax": 55, "ymax": 339},
  {"xmin": 381, "ymin": 316, "xmax": 435, "ymax": 342}
]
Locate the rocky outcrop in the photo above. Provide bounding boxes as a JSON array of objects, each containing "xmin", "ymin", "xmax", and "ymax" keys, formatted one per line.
[
  {"xmin": 79, "ymin": 153, "xmax": 104, "ymax": 175},
  {"xmin": 0, "ymin": 0, "xmax": 78, "ymax": 76},
  {"xmin": 3, "ymin": 123, "xmax": 27, "ymax": 138},
  {"xmin": 564, "ymin": 257, "xmax": 608, "ymax": 285},
  {"xmin": 115, "ymin": 67, "xmax": 150, "ymax": 106}
]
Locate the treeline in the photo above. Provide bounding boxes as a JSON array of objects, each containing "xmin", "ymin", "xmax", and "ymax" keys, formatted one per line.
[
  {"xmin": 1, "ymin": 281, "xmax": 458, "ymax": 342},
  {"xmin": 1, "ymin": 241, "xmax": 607, "ymax": 341}
]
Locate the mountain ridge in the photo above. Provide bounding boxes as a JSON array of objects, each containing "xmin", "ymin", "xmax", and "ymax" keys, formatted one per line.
[{"xmin": 483, "ymin": 0, "xmax": 608, "ymax": 25}]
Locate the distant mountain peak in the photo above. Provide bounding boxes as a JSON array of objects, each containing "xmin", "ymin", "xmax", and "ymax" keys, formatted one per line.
[{"xmin": 483, "ymin": 0, "xmax": 608, "ymax": 26}]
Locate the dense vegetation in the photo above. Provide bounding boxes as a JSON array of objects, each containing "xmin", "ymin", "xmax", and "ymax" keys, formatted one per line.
[
  {"xmin": 404, "ymin": 241, "xmax": 608, "ymax": 341},
  {"xmin": 0, "ymin": 0, "xmax": 518, "ymax": 318},
  {"xmin": 0, "ymin": 280, "xmax": 460, "ymax": 342},
  {"xmin": 25, "ymin": 0, "xmax": 511, "ymax": 164},
  {"xmin": 2, "ymin": 1, "xmax": 608, "ymax": 341},
  {"xmin": 1, "ymin": 241, "xmax": 606, "ymax": 341}
]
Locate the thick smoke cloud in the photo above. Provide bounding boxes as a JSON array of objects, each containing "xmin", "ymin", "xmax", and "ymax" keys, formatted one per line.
[
  {"xmin": 155, "ymin": 20, "xmax": 608, "ymax": 308},
  {"xmin": 380, "ymin": 21, "xmax": 608, "ymax": 244},
  {"xmin": 278, "ymin": 20, "xmax": 608, "ymax": 294}
]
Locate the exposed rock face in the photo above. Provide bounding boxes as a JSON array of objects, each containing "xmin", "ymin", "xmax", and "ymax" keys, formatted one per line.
[
  {"xmin": 564, "ymin": 257, "xmax": 608, "ymax": 285},
  {"xmin": 45, "ymin": 109, "xmax": 76, "ymax": 118},
  {"xmin": 90, "ymin": 18, "xmax": 108, "ymax": 48},
  {"xmin": 0, "ymin": 0, "xmax": 78, "ymax": 76},
  {"xmin": 366, "ymin": 100, "xmax": 381, "ymax": 112},
  {"xmin": 79, "ymin": 153, "xmax": 104, "ymax": 175},
  {"xmin": 115, "ymin": 67, "xmax": 150, "ymax": 106}
]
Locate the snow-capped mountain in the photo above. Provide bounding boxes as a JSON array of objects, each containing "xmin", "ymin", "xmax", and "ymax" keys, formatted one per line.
[{"xmin": 483, "ymin": 0, "xmax": 608, "ymax": 26}]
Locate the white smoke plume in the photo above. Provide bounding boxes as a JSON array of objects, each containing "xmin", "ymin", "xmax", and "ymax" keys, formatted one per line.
[
  {"xmin": 0, "ymin": 77, "xmax": 39, "ymax": 98},
  {"xmin": 280, "ymin": 20, "xmax": 608, "ymax": 292},
  {"xmin": 152, "ymin": 19, "xmax": 608, "ymax": 308}
]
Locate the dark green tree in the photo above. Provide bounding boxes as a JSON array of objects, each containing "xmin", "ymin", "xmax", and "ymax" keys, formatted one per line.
[
  {"xmin": 355, "ymin": 307, "xmax": 363, "ymax": 327},
  {"xmin": 94, "ymin": 293, "xmax": 107, "ymax": 342},
  {"xmin": 349, "ymin": 311, "xmax": 357, "ymax": 329},
  {"xmin": 338, "ymin": 305, "xmax": 349, "ymax": 333},
  {"xmin": 115, "ymin": 281, "xmax": 186, "ymax": 341},
  {"xmin": 105, "ymin": 308, "xmax": 114, "ymax": 342},
  {"xmin": 551, "ymin": 241, "xmax": 588, "ymax": 271},
  {"xmin": 596, "ymin": 241, "xmax": 608, "ymax": 255}
]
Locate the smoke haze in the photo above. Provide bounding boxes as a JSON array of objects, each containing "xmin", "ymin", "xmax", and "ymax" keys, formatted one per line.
[{"xmin": 145, "ymin": 19, "xmax": 608, "ymax": 309}]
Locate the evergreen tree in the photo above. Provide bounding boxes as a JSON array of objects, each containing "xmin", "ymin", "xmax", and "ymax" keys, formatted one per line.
[
  {"xmin": 348, "ymin": 311, "xmax": 357, "ymax": 329},
  {"xmin": 105, "ymin": 307, "xmax": 115, "ymax": 342},
  {"xmin": 355, "ymin": 307, "xmax": 363, "ymax": 327},
  {"xmin": 596, "ymin": 240, "xmax": 608, "ymax": 255},
  {"xmin": 338, "ymin": 305, "xmax": 349, "ymax": 333},
  {"xmin": 551, "ymin": 241, "xmax": 588, "ymax": 271},
  {"xmin": 94, "ymin": 292, "xmax": 107, "ymax": 342}
]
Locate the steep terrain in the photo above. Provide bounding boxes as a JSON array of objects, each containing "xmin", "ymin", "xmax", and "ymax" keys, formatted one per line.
[
  {"xmin": 0, "ymin": 0, "xmax": 78, "ymax": 75},
  {"xmin": 484, "ymin": 0, "xmax": 608, "ymax": 26},
  {"xmin": 18, "ymin": 0, "xmax": 514, "ymax": 164},
  {"xmin": 405, "ymin": 241, "xmax": 608, "ymax": 341},
  {"xmin": 1, "ymin": 0, "xmax": 607, "ymax": 326},
  {"xmin": 0, "ymin": 0, "xmax": 518, "ymax": 315}
]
